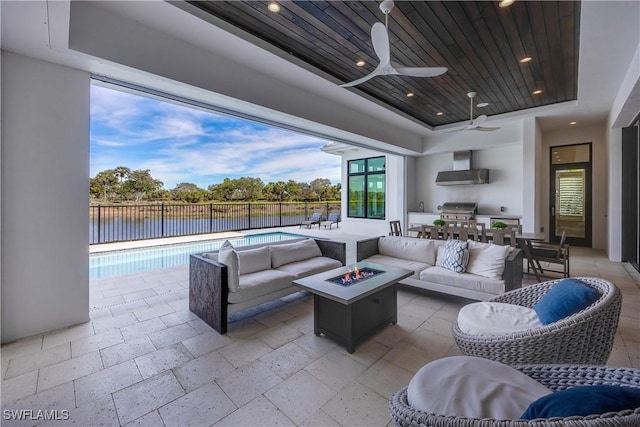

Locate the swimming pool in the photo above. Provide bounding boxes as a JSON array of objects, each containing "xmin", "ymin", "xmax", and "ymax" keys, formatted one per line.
[{"xmin": 90, "ymin": 232, "xmax": 307, "ymax": 279}]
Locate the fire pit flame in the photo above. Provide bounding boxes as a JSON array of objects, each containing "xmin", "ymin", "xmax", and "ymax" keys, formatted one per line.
[{"xmin": 327, "ymin": 266, "xmax": 384, "ymax": 287}]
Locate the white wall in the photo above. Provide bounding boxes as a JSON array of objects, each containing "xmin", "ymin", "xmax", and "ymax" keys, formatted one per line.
[
  {"xmin": 339, "ymin": 149, "xmax": 405, "ymax": 237},
  {"xmin": 540, "ymin": 125, "xmax": 608, "ymax": 249},
  {"xmin": 1, "ymin": 52, "xmax": 90, "ymax": 343},
  {"xmin": 414, "ymin": 144, "xmax": 524, "ymax": 218},
  {"xmin": 521, "ymin": 117, "xmax": 542, "ymax": 233}
]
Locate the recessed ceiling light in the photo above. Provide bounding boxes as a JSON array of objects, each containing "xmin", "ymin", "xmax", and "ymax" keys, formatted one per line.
[
  {"xmin": 520, "ymin": 57, "xmax": 532, "ymax": 63},
  {"xmin": 570, "ymin": 121, "xmax": 577, "ymax": 125},
  {"xmin": 267, "ymin": 2, "xmax": 280, "ymax": 13},
  {"xmin": 436, "ymin": 112, "xmax": 444, "ymax": 116},
  {"xmin": 406, "ymin": 92, "xmax": 414, "ymax": 97},
  {"xmin": 356, "ymin": 60, "xmax": 366, "ymax": 67},
  {"xmin": 499, "ymin": 0, "xmax": 515, "ymax": 8},
  {"xmin": 477, "ymin": 102, "xmax": 489, "ymax": 107},
  {"xmin": 532, "ymin": 89, "xmax": 543, "ymax": 95}
]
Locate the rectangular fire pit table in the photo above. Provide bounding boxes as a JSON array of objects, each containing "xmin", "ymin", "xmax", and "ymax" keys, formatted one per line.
[{"xmin": 292, "ymin": 261, "xmax": 413, "ymax": 353}]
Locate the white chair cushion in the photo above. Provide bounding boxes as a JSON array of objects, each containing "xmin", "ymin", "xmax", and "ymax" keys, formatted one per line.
[
  {"xmin": 407, "ymin": 356, "xmax": 552, "ymax": 419},
  {"xmin": 238, "ymin": 246, "xmax": 271, "ymax": 275},
  {"xmin": 466, "ymin": 240, "xmax": 511, "ymax": 279},
  {"xmin": 217, "ymin": 240, "xmax": 239, "ymax": 292},
  {"xmin": 270, "ymin": 239, "xmax": 322, "ymax": 268},
  {"xmin": 378, "ymin": 236, "xmax": 436, "ymax": 264},
  {"xmin": 457, "ymin": 302, "xmax": 544, "ymax": 336}
]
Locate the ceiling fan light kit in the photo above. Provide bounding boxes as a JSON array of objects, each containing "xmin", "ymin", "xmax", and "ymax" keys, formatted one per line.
[{"xmin": 340, "ymin": 0, "xmax": 447, "ymax": 88}]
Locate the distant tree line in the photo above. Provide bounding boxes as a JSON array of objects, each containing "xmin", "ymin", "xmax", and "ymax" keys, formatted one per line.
[{"xmin": 90, "ymin": 166, "xmax": 341, "ymax": 203}]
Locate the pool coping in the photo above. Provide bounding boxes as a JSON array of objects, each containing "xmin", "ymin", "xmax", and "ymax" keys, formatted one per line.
[{"xmin": 89, "ymin": 231, "xmax": 246, "ymax": 253}]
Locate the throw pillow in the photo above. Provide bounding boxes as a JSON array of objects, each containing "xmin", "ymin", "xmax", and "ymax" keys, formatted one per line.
[
  {"xmin": 217, "ymin": 240, "xmax": 239, "ymax": 292},
  {"xmin": 438, "ymin": 239, "xmax": 470, "ymax": 273},
  {"xmin": 407, "ymin": 356, "xmax": 552, "ymax": 419},
  {"xmin": 465, "ymin": 241, "xmax": 511, "ymax": 279},
  {"xmin": 533, "ymin": 278, "xmax": 600, "ymax": 325},
  {"xmin": 238, "ymin": 246, "xmax": 271, "ymax": 275},
  {"xmin": 457, "ymin": 302, "xmax": 543, "ymax": 336},
  {"xmin": 521, "ymin": 385, "xmax": 640, "ymax": 419}
]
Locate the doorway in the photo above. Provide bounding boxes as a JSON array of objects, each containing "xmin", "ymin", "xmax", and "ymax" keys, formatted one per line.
[{"xmin": 549, "ymin": 143, "xmax": 592, "ymax": 247}]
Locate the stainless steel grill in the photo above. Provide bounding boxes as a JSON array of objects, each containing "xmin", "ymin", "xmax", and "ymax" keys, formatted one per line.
[{"xmin": 440, "ymin": 202, "xmax": 478, "ymax": 221}]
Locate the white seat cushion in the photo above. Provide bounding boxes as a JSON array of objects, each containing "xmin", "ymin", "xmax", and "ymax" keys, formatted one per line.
[
  {"xmin": 276, "ymin": 257, "xmax": 342, "ymax": 279},
  {"xmin": 378, "ymin": 236, "xmax": 436, "ymax": 264},
  {"xmin": 419, "ymin": 266, "xmax": 505, "ymax": 295},
  {"xmin": 457, "ymin": 302, "xmax": 544, "ymax": 336},
  {"xmin": 364, "ymin": 254, "xmax": 430, "ymax": 279},
  {"xmin": 228, "ymin": 270, "xmax": 295, "ymax": 303},
  {"xmin": 407, "ymin": 356, "xmax": 552, "ymax": 419}
]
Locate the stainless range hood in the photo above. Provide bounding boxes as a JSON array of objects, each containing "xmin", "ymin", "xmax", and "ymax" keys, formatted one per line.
[{"xmin": 436, "ymin": 151, "xmax": 489, "ymax": 185}]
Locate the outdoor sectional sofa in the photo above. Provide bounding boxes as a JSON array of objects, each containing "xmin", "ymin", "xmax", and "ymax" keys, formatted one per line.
[
  {"xmin": 357, "ymin": 236, "xmax": 523, "ymax": 300},
  {"xmin": 189, "ymin": 237, "xmax": 346, "ymax": 334}
]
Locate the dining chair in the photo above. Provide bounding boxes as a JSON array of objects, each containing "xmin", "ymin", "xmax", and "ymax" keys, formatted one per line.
[
  {"xmin": 389, "ymin": 220, "xmax": 403, "ymax": 236},
  {"xmin": 528, "ymin": 230, "xmax": 570, "ymax": 277}
]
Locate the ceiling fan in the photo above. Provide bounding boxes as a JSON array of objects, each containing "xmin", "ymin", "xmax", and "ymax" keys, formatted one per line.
[
  {"xmin": 340, "ymin": 0, "xmax": 447, "ymax": 88},
  {"xmin": 444, "ymin": 92, "xmax": 501, "ymax": 132}
]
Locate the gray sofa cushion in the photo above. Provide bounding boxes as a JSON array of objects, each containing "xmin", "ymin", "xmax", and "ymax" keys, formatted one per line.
[
  {"xmin": 364, "ymin": 254, "xmax": 431, "ymax": 279},
  {"xmin": 270, "ymin": 239, "xmax": 322, "ymax": 268},
  {"xmin": 276, "ymin": 256, "xmax": 342, "ymax": 279},
  {"xmin": 378, "ymin": 236, "xmax": 436, "ymax": 264},
  {"xmin": 238, "ymin": 246, "xmax": 271, "ymax": 275},
  {"xmin": 228, "ymin": 270, "xmax": 296, "ymax": 303},
  {"xmin": 419, "ymin": 266, "xmax": 505, "ymax": 295}
]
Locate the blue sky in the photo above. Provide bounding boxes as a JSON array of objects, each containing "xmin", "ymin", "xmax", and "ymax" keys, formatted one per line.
[{"xmin": 90, "ymin": 84, "xmax": 341, "ymax": 190}]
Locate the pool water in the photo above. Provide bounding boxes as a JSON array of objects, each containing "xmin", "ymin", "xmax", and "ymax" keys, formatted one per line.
[{"xmin": 90, "ymin": 232, "xmax": 306, "ymax": 279}]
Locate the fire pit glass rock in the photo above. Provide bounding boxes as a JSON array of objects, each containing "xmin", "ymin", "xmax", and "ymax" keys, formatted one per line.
[{"xmin": 326, "ymin": 266, "xmax": 385, "ymax": 287}]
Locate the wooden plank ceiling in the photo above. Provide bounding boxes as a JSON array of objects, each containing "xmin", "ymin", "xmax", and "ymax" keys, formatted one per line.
[{"xmin": 189, "ymin": 1, "xmax": 580, "ymax": 128}]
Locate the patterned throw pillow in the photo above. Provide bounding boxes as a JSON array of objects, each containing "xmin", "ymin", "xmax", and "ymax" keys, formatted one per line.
[{"xmin": 439, "ymin": 239, "xmax": 470, "ymax": 273}]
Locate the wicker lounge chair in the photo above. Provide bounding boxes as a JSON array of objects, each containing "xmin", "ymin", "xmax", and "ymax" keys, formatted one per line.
[
  {"xmin": 452, "ymin": 277, "xmax": 622, "ymax": 365},
  {"xmin": 390, "ymin": 364, "xmax": 640, "ymax": 427}
]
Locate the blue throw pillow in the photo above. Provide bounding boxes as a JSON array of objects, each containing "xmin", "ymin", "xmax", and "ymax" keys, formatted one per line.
[
  {"xmin": 521, "ymin": 385, "xmax": 640, "ymax": 419},
  {"xmin": 533, "ymin": 278, "xmax": 599, "ymax": 325}
]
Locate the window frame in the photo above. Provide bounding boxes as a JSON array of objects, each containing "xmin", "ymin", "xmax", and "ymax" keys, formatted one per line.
[{"xmin": 347, "ymin": 156, "xmax": 386, "ymax": 219}]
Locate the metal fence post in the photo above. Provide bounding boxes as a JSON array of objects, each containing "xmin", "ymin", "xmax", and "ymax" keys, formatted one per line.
[
  {"xmin": 97, "ymin": 205, "xmax": 101, "ymax": 244},
  {"xmin": 247, "ymin": 203, "xmax": 252, "ymax": 230},
  {"xmin": 161, "ymin": 203, "xmax": 165, "ymax": 237},
  {"xmin": 279, "ymin": 202, "xmax": 282, "ymax": 227},
  {"xmin": 209, "ymin": 203, "xmax": 213, "ymax": 233}
]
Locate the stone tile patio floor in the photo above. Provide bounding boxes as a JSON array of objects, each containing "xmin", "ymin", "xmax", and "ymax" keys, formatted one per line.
[{"xmin": 2, "ymin": 226, "xmax": 639, "ymax": 426}]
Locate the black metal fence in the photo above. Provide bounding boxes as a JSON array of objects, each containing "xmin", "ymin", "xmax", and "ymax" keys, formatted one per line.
[{"xmin": 89, "ymin": 201, "xmax": 341, "ymax": 244}]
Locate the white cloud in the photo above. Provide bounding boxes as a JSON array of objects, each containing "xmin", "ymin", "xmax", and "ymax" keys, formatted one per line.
[{"xmin": 91, "ymin": 84, "xmax": 343, "ymax": 189}]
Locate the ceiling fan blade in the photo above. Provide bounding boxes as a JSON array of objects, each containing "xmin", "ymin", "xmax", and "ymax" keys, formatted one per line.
[
  {"xmin": 339, "ymin": 66, "xmax": 383, "ymax": 88},
  {"xmin": 394, "ymin": 66, "xmax": 447, "ymax": 77},
  {"xmin": 443, "ymin": 124, "xmax": 471, "ymax": 133},
  {"xmin": 371, "ymin": 22, "xmax": 390, "ymax": 65},
  {"xmin": 475, "ymin": 126, "xmax": 501, "ymax": 131},
  {"xmin": 470, "ymin": 114, "xmax": 487, "ymax": 128}
]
